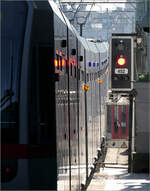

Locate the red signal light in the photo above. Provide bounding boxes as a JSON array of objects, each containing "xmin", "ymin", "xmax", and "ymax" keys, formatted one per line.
[{"xmin": 117, "ymin": 57, "xmax": 126, "ymax": 66}]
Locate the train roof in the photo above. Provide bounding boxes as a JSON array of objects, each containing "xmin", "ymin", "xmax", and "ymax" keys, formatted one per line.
[
  {"xmin": 49, "ymin": 1, "xmax": 82, "ymax": 40},
  {"xmin": 79, "ymin": 36, "xmax": 90, "ymax": 51},
  {"xmin": 48, "ymin": 1, "xmax": 66, "ymax": 25},
  {"xmin": 87, "ymin": 41, "xmax": 99, "ymax": 53},
  {"xmin": 49, "ymin": 1, "xmax": 109, "ymax": 54},
  {"xmin": 96, "ymin": 42, "xmax": 108, "ymax": 53}
]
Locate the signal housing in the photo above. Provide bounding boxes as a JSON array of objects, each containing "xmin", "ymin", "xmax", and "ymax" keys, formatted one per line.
[{"xmin": 110, "ymin": 35, "xmax": 134, "ymax": 92}]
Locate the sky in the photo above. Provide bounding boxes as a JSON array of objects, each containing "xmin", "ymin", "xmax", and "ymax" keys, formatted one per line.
[{"xmin": 86, "ymin": 3, "xmax": 126, "ymax": 12}]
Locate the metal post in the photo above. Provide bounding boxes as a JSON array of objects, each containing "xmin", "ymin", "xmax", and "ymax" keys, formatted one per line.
[
  {"xmin": 128, "ymin": 94, "xmax": 133, "ymax": 173},
  {"xmin": 128, "ymin": 89, "xmax": 137, "ymax": 173},
  {"xmin": 106, "ymin": 8, "xmax": 108, "ymax": 40},
  {"xmin": 84, "ymin": 49, "xmax": 88, "ymax": 180},
  {"xmin": 80, "ymin": 23, "xmax": 83, "ymax": 36}
]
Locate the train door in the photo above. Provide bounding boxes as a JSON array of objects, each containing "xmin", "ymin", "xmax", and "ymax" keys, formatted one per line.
[
  {"xmin": 68, "ymin": 29, "xmax": 79, "ymax": 191},
  {"xmin": 27, "ymin": 44, "xmax": 57, "ymax": 190},
  {"xmin": 78, "ymin": 40, "xmax": 86, "ymax": 187},
  {"xmin": 112, "ymin": 105, "xmax": 129, "ymax": 139}
]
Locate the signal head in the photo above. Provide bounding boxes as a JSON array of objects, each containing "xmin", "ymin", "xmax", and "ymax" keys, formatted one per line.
[{"xmin": 117, "ymin": 56, "xmax": 126, "ymax": 66}]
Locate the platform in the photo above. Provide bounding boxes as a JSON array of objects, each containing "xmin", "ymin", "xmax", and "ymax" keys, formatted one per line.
[
  {"xmin": 87, "ymin": 167, "xmax": 150, "ymax": 191},
  {"xmin": 104, "ymin": 148, "xmax": 128, "ymax": 165}
]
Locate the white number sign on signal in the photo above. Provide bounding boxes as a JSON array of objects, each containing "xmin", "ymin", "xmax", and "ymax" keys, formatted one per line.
[{"xmin": 115, "ymin": 68, "xmax": 128, "ymax": 74}]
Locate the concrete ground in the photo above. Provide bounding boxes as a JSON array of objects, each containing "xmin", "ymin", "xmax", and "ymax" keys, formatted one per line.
[
  {"xmin": 87, "ymin": 166, "xmax": 150, "ymax": 191},
  {"xmin": 104, "ymin": 148, "xmax": 128, "ymax": 165}
]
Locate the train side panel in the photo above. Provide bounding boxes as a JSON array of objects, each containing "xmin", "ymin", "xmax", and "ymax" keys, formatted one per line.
[
  {"xmin": 1, "ymin": 1, "xmax": 29, "ymax": 188},
  {"xmin": 52, "ymin": 3, "xmax": 70, "ymax": 190},
  {"xmin": 1, "ymin": 1, "xmax": 58, "ymax": 190},
  {"xmin": 1, "ymin": 1, "xmax": 109, "ymax": 190},
  {"xmin": 25, "ymin": 1, "xmax": 57, "ymax": 190}
]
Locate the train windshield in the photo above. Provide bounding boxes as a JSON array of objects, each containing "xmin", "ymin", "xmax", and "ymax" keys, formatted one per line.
[{"xmin": 0, "ymin": 1, "xmax": 27, "ymax": 144}]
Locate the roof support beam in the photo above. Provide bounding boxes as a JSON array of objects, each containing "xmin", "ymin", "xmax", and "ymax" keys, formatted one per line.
[{"xmin": 59, "ymin": 1, "xmax": 137, "ymax": 4}]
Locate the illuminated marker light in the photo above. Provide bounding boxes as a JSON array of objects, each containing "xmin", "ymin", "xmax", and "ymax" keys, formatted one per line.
[
  {"xmin": 89, "ymin": 62, "xmax": 91, "ymax": 67},
  {"xmin": 82, "ymin": 84, "xmax": 90, "ymax": 91},
  {"xmin": 117, "ymin": 57, "xmax": 126, "ymax": 66},
  {"xmin": 62, "ymin": 59, "xmax": 66, "ymax": 67},
  {"xmin": 93, "ymin": 62, "xmax": 95, "ymax": 67},
  {"xmin": 59, "ymin": 59, "xmax": 61, "ymax": 66},
  {"xmin": 72, "ymin": 60, "xmax": 76, "ymax": 66},
  {"xmin": 54, "ymin": 59, "xmax": 58, "ymax": 67},
  {"xmin": 98, "ymin": 79, "xmax": 103, "ymax": 84}
]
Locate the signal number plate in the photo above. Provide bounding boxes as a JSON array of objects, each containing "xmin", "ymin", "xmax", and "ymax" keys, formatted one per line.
[{"xmin": 115, "ymin": 68, "xmax": 128, "ymax": 74}]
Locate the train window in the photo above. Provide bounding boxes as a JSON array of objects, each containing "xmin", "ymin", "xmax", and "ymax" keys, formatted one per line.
[
  {"xmin": 1, "ymin": 39, "xmax": 19, "ymax": 144},
  {"xmin": 61, "ymin": 39, "xmax": 67, "ymax": 48},
  {"xmin": 79, "ymin": 55, "xmax": 83, "ymax": 62},
  {"xmin": 39, "ymin": 47, "xmax": 54, "ymax": 144},
  {"xmin": 29, "ymin": 46, "xmax": 55, "ymax": 144},
  {"xmin": 1, "ymin": 1, "xmax": 28, "ymax": 145},
  {"xmin": 71, "ymin": 48, "xmax": 76, "ymax": 56}
]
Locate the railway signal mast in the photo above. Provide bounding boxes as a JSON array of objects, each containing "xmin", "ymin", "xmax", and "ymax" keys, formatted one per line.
[
  {"xmin": 110, "ymin": 34, "xmax": 136, "ymax": 173},
  {"xmin": 110, "ymin": 34, "xmax": 134, "ymax": 92}
]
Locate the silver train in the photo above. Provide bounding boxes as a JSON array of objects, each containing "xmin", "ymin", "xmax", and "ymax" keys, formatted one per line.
[{"xmin": 1, "ymin": 1, "xmax": 109, "ymax": 190}]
